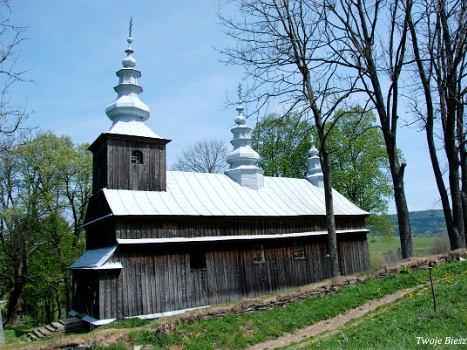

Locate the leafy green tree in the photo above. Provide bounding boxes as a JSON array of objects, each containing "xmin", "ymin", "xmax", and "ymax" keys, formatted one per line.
[
  {"xmin": 0, "ymin": 132, "xmax": 91, "ymax": 327},
  {"xmin": 252, "ymin": 109, "xmax": 394, "ymax": 240},
  {"xmin": 252, "ymin": 113, "xmax": 311, "ymax": 178},
  {"xmin": 326, "ymin": 108, "xmax": 394, "ymax": 241}
]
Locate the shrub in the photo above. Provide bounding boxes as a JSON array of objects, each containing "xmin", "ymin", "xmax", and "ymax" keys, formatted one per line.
[
  {"xmin": 398, "ymin": 266, "xmax": 411, "ymax": 274},
  {"xmin": 383, "ymin": 248, "xmax": 402, "ymax": 264},
  {"xmin": 369, "ymin": 252, "xmax": 385, "ymax": 270},
  {"xmin": 430, "ymin": 235, "xmax": 450, "ymax": 254}
]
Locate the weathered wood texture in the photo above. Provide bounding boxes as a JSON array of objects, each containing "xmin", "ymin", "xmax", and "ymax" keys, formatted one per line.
[
  {"xmin": 72, "ymin": 271, "xmax": 100, "ymax": 320},
  {"xmin": 115, "ymin": 216, "xmax": 329, "ymax": 239},
  {"xmin": 338, "ymin": 232, "xmax": 370, "ymax": 275},
  {"xmin": 90, "ymin": 135, "xmax": 168, "ymax": 195},
  {"xmin": 84, "ymin": 191, "xmax": 112, "ymax": 224},
  {"xmin": 85, "ymin": 215, "xmax": 366, "ymax": 249},
  {"xmin": 86, "ymin": 220, "xmax": 116, "ymax": 250},
  {"xmin": 73, "ymin": 233, "xmax": 369, "ymax": 319}
]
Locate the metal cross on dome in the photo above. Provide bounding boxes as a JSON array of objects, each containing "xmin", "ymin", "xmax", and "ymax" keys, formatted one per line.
[{"xmin": 129, "ymin": 17, "xmax": 133, "ymax": 38}]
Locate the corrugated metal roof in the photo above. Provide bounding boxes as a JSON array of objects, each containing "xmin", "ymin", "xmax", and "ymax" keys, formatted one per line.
[
  {"xmin": 67, "ymin": 246, "xmax": 117, "ymax": 269},
  {"xmin": 103, "ymin": 171, "xmax": 368, "ymax": 217}
]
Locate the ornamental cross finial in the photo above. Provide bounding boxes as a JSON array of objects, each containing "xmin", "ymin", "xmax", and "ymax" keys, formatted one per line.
[
  {"xmin": 129, "ymin": 17, "xmax": 133, "ymax": 38},
  {"xmin": 237, "ymin": 83, "xmax": 242, "ymax": 101}
]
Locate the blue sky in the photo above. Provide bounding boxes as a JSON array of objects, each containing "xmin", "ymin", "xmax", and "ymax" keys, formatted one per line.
[{"xmin": 8, "ymin": 1, "xmax": 441, "ymax": 214}]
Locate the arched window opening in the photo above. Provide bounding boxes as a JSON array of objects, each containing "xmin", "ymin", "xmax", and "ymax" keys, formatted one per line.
[{"xmin": 131, "ymin": 150, "xmax": 143, "ymax": 164}]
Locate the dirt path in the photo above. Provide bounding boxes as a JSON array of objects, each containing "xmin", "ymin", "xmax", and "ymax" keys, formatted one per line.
[{"xmin": 246, "ymin": 285, "xmax": 424, "ymax": 350}]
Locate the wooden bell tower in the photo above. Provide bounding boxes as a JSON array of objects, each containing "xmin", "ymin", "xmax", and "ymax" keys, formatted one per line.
[
  {"xmin": 89, "ymin": 134, "xmax": 169, "ymax": 194},
  {"xmin": 89, "ymin": 33, "xmax": 170, "ymax": 195}
]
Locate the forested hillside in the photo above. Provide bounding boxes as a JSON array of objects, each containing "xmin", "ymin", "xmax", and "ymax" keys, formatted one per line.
[{"xmin": 391, "ymin": 210, "xmax": 447, "ymax": 236}]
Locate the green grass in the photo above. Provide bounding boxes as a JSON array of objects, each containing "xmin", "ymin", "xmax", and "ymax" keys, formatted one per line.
[
  {"xmin": 287, "ymin": 261, "xmax": 467, "ymax": 349},
  {"xmin": 368, "ymin": 235, "xmax": 442, "ymax": 254},
  {"xmin": 87, "ymin": 261, "xmax": 466, "ymax": 350},
  {"xmin": 3, "ymin": 328, "xmax": 30, "ymax": 344},
  {"xmin": 5, "ymin": 260, "xmax": 465, "ymax": 349}
]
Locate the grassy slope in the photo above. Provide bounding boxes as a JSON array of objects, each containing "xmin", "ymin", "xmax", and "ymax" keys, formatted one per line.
[
  {"xmin": 103, "ymin": 260, "xmax": 466, "ymax": 350},
  {"xmin": 290, "ymin": 261, "xmax": 467, "ymax": 349},
  {"xmin": 4, "ymin": 258, "xmax": 466, "ymax": 349}
]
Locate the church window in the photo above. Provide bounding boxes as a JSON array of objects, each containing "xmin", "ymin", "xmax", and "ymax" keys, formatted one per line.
[
  {"xmin": 293, "ymin": 241, "xmax": 306, "ymax": 259},
  {"xmin": 190, "ymin": 250, "xmax": 206, "ymax": 270},
  {"xmin": 131, "ymin": 150, "xmax": 143, "ymax": 164},
  {"xmin": 252, "ymin": 243, "xmax": 265, "ymax": 263}
]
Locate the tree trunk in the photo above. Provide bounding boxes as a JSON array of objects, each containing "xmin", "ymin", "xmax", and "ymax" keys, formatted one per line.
[
  {"xmin": 304, "ymin": 73, "xmax": 340, "ymax": 277},
  {"xmin": 321, "ymin": 141, "xmax": 339, "ymax": 277},
  {"xmin": 447, "ymin": 165, "xmax": 465, "ymax": 249},
  {"xmin": 353, "ymin": 0, "xmax": 414, "ymax": 259},
  {"xmin": 440, "ymin": 100, "xmax": 465, "ymax": 249},
  {"xmin": 0, "ymin": 310, "xmax": 5, "ymax": 344},
  {"xmin": 409, "ymin": 23, "xmax": 452, "ymax": 244},
  {"xmin": 5, "ymin": 282, "xmax": 24, "ymax": 328},
  {"xmin": 427, "ymin": 112, "xmax": 457, "ymax": 247},
  {"xmin": 5, "ymin": 242, "xmax": 29, "ymax": 328},
  {"xmin": 373, "ymin": 90, "xmax": 414, "ymax": 258},
  {"xmin": 391, "ymin": 162, "xmax": 414, "ymax": 259},
  {"xmin": 462, "ymin": 145, "xmax": 467, "ymax": 246}
]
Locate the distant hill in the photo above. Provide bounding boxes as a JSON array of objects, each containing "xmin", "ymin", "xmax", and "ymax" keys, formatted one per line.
[{"xmin": 391, "ymin": 209, "xmax": 447, "ymax": 236}]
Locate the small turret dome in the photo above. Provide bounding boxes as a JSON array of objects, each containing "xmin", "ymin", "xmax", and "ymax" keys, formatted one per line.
[
  {"xmin": 225, "ymin": 92, "xmax": 264, "ymax": 190},
  {"xmin": 122, "ymin": 38, "xmax": 137, "ymax": 68}
]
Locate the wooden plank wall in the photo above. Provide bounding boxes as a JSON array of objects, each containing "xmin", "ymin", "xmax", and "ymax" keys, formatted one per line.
[
  {"xmin": 86, "ymin": 221, "xmax": 117, "ymax": 249},
  {"xmin": 106, "ymin": 138, "xmax": 166, "ymax": 192},
  {"xmin": 337, "ymin": 233, "xmax": 370, "ymax": 275},
  {"xmin": 91, "ymin": 141, "xmax": 108, "ymax": 195},
  {"xmin": 85, "ymin": 206, "xmax": 366, "ymax": 252},
  {"xmin": 98, "ymin": 235, "xmax": 359, "ymax": 319},
  {"xmin": 84, "ymin": 192, "xmax": 112, "ymax": 224},
  {"xmin": 115, "ymin": 216, "xmax": 331, "ymax": 240}
]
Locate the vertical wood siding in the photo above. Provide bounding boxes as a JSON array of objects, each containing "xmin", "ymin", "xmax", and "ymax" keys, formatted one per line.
[
  {"xmin": 91, "ymin": 141, "xmax": 108, "ymax": 195},
  {"xmin": 80, "ymin": 233, "xmax": 368, "ymax": 319},
  {"xmin": 107, "ymin": 138, "xmax": 167, "ymax": 192},
  {"xmin": 337, "ymin": 233, "xmax": 370, "ymax": 275},
  {"xmin": 85, "ymin": 215, "xmax": 366, "ymax": 251},
  {"xmin": 114, "ymin": 216, "xmax": 332, "ymax": 240},
  {"xmin": 90, "ymin": 135, "xmax": 167, "ymax": 194},
  {"xmin": 86, "ymin": 221, "xmax": 117, "ymax": 249}
]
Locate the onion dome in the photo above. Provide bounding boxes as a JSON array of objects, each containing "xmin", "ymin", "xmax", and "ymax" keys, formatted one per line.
[
  {"xmin": 225, "ymin": 97, "xmax": 264, "ymax": 190},
  {"xmin": 306, "ymin": 136, "xmax": 324, "ymax": 189},
  {"xmin": 105, "ymin": 35, "xmax": 150, "ymax": 122},
  {"xmin": 104, "ymin": 29, "xmax": 161, "ymax": 139}
]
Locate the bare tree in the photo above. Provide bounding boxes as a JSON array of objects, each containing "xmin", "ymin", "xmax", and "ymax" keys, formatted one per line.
[
  {"xmin": 0, "ymin": 0, "xmax": 30, "ymax": 152},
  {"xmin": 322, "ymin": 0, "xmax": 415, "ymax": 258},
  {"xmin": 0, "ymin": 0, "xmax": 31, "ymax": 331},
  {"xmin": 407, "ymin": 0, "xmax": 466, "ymax": 249},
  {"xmin": 171, "ymin": 139, "xmax": 229, "ymax": 174},
  {"xmin": 219, "ymin": 0, "xmax": 360, "ymax": 277}
]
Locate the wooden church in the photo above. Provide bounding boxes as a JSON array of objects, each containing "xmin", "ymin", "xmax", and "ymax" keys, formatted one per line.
[{"xmin": 69, "ymin": 34, "xmax": 370, "ymax": 325}]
